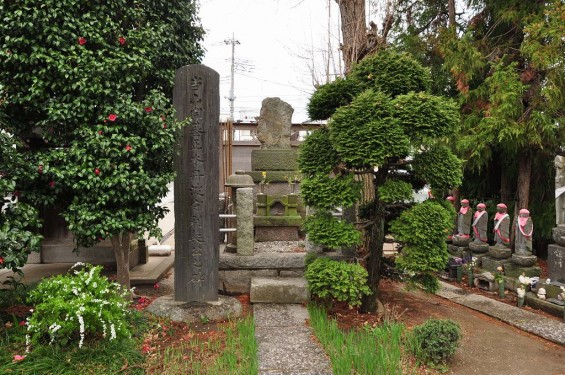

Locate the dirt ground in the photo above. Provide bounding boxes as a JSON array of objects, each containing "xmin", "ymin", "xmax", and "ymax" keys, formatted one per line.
[
  {"xmin": 378, "ymin": 279, "xmax": 565, "ymax": 375},
  {"xmin": 135, "ymin": 271, "xmax": 565, "ymax": 375}
]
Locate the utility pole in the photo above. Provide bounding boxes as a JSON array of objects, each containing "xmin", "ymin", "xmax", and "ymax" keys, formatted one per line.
[{"xmin": 224, "ymin": 33, "xmax": 240, "ymax": 121}]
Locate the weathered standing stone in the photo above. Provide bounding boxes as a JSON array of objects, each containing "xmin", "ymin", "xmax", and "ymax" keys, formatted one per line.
[
  {"xmin": 173, "ymin": 65, "xmax": 220, "ymax": 302},
  {"xmin": 236, "ymin": 188, "xmax": 254, "ymax": 256},
  {"xmin": 547, "ymin": 244, "xmax": 565, "ymax": 283},
  {"xmin": 256, "ymin": 97, "xmax": 294, "ymax": 149}
]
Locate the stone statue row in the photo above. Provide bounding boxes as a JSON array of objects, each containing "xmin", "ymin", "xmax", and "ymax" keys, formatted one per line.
[{"xmin": 446, "ymin": 197, "xmax": 533, "ymax": 255}]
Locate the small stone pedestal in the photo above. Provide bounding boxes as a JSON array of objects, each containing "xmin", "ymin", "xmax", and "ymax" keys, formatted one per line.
[
  {"xmin": 255, "ymin": 193, "xmax": 302, "ymax": 242},
  {"xmin": 481, "ymin": 246, "xmax": 513, "ymax": 273},
  {"xmin": 469, "ymin": 241, "xmax": 489, "ymax": 253},
  {"xmin": 473, "ymin": 272, "xmax": 498, "ymax": 292}
]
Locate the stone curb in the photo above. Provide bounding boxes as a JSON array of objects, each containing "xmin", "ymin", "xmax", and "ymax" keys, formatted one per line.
[{"xmin": 437, "ymin": 281, "xmax": 565, "ymax": 346}]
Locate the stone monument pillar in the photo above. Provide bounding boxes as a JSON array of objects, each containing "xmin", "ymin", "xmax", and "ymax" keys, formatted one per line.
[
  {"xmin": 173, "ymin": 65, "xmax": 220, "ymax": 302},
  {"xmin": 549, "ymin": 156, "xmax": 565, "ymax": 282}
]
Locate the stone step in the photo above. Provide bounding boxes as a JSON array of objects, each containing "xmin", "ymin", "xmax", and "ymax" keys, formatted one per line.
[{"xmin": 250, "ymin": 277, "xmax": 310, "ymax": 304}]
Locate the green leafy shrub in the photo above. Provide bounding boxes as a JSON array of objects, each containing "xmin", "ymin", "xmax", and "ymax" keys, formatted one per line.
[
  {"xmin": 413, "ymin": 145, "xmax": 463, "ymax": 191},
  {"xmin": 392, "ymin": 92, "xmax": 460, "ymax": 143},
  {"xmin": 391, "ymin": 200, "xmax": 453, "ymax": 293},
  {"xmin": 26, "ymin": 263, "xmax": 131, "ymax": 349},
  {"xmin": 305, "ymin": 257, "xmax": 371, "ymax": 306},
  {"xmin": 298, "ymin": 127, "xmax": 340, "ymax": 176},
  {"xmin": 307, "ymin": 77, "xmax": 360, "ymax": 120},
  {"xmin": 378, "ymin": 179, "xmax": 413, "ymax": 203},
  {"xmin": 349, "ymin": 50, "xmax": 431, "ymax": 97},
  {"xmin": 302, "ymin": 211, "xmax": 361, "ymax": 250},
  {"xmin": 411, "ymin": 319, "xmax": 462, "ymax": 366},
  {"xmin": 300, "ymin": 172, "xmax": 361, "ymax": 210},
  {"xmin": 330, "ymin": 90, "xmax": 410, "ymax": 167}
]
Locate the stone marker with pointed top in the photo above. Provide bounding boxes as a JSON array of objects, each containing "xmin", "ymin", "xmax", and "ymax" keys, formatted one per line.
[{"xmin": 173, "ymin": 65, "xmax": 220, "ymax": 302}]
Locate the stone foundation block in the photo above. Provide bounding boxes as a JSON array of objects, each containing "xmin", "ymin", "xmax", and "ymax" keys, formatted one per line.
[
  {"xmin": 448, "ymin": 245, "xmax": 466, "ymax": 256},
  {"xmin": 452, "ymin": 236, "xmax": 471, "ymax": 246},
  {"xmin": 488, "ymin": 246, "xmax": 512, "ymax": 259},
  {"xmin": 255, "ymin": 226, "xmax": 299, "ymax": 242},
  {"xmin": 251, "ymin": 149, "xmax": 298, "ymax": 171},
  {"xmin": 250, "ymin": 277, "xmax": 309, "ymax": 304},
  {"xmin": 512, "ymin": 254, "xmax": 537, "ymax": 267},
  {"xmin": 469, "ymin": 241, "xmax": 489, "ymax": 253},
  {"xmin": 503, "ymin": 263, "xmax": 541, "ymax": 279},
  {"xmin": 481, "ymin": 256, "xmax": 513, "ymax": 273},
  {"xmin": 219, "ymin": 270, "xmax": 278, "ymax": 294}
]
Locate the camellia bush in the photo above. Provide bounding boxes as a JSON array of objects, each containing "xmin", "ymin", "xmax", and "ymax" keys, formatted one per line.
[
  {"xmin": 301, "ymin": 49, "xmax": 462, "ymax": 312},
  {"xmin": 0, "ymin": 1, "xmax": 204, "ymax": 289}
]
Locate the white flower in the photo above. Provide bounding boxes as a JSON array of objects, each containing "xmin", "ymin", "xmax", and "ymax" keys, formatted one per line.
[
  {"xmin": 518, "ymin": 275, "xmax": 531, "ymax": 286},
  {"xmin": 110, "ymin": 324, "xmax": 116, "ymax": 341},
  {"xmin": 71, "ymin": 262, "xmax": 85, "ymax": 270},
  {"xmin": 546, "ymin": 279, "xmax": 551, "ymax": 284},
  {"xmin": 517, "ymin": 287, "xmax": 526, "ymax": 298}
]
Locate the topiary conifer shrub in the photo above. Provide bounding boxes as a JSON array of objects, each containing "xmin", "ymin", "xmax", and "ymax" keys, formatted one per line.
[
  {"xmin": 410, "ymin": 319, "xmax": 462, "ymax": 367},
  {"xmin": 305, "ymin": 257, "xmax": 371, "ymax": 307}
]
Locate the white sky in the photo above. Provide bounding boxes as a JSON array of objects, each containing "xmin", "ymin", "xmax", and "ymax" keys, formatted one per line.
[{"xmin": 199, "ymin": 0, "xmax": 344, "ymax": 123}]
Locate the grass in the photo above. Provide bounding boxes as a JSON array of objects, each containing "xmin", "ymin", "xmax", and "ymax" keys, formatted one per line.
[
  {"xmin": 145, "ymin": 315, "xmax": 258, "ymax": 374},
  {"xmin": 0, "ymin": 281, "xmax": 258, "ymax": 375},
  {"xmin": 308, "ymin": 303, "xmax": 408, "ymax": 375}
]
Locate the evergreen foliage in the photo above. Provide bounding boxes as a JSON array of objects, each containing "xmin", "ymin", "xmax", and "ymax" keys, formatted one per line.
[
  {"xmin": 305, "ymin": 257, "xmax": 372, "ymax": 307},
  {"xmin": 302, "ymin": 49, "xmax": 462, "ymax": 312},
  {"xmin": 302, "ymin": 211, "xmax": 361, "ymax": 250},
  {"xmin": 307, "ymin": 77, "xmax": 360, "ymax": 120},
  {"xmin": 413, "ymin": 146, "xmax": 463, "ymax": 192},
  {"xmin": 411, "ymin": 319, "xmax": 462, "ymax": 366},
  {"xmin": 349, "ymin": 50, "xmax": 432, "ymax": 97},
  {"xmin": 391, "ymin": 200, "xmax": 452, "ymax": 293},
  {"xmin": 330, "ymin": 90, "xmax": 410, "ymax": 167}
]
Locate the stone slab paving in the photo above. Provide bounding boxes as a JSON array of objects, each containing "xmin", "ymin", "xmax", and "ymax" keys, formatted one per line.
[
  {"xmin": 254, "ymin": 304, "xmax": 333, "ymax": 375},
  {"xmin": 437, "ymin": 281, "xmax": 565, "ymax": 345}
]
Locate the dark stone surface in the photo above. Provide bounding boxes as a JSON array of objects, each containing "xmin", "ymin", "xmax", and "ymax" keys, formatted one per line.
[
  {"xmin": 146, "ymin": 295, "xmax": 242, "ymax": 323},
  {"xmin": 481, "ymin": 256, "xmax": 513, "ymax": 273},
  {"xmin": 452, "ymin": 236, "xmax": 471, "ymax": 246},
  {"xmin": 512, "ymin": 254, "xmax": 537, "ymax": 267},
  {"xmin": 469, "ymin": 242, "xmax": 489, "ymax": 253},
  {"xmin": 173, "ymin": 65, "xmax": 220, "ymax": 302},
  {"xmin": 255, "ymin": 226, "xmax": 300, "ymax": 242},
  {"xmin": 488, "ymin": 246, "xmax": 512, "ymax": 259},
  {"xmin": 548, "ymin": 244, "xmax": 565, "ymax": 283}
]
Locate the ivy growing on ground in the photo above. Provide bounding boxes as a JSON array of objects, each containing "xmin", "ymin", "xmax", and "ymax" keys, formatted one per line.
[{"xmin": 0, "ymin": 1, "xmax": 204, "ymax": 288}]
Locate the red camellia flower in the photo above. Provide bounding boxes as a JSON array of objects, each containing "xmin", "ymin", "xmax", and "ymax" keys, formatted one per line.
[
  {"xmin": 48, "ymin": 181, "xmax": 55, "ymax": 188},
  {"xmin": 160, "ymin": 115, "xmax": 166, "ymax": 121},
  {"xmin": 38, "ymin": 165, "xmax": 43, "ymax": 174},
  {"xmin": 118, "ymin": 36, "xmax": 126, "ymax": 45},
  {"xmin": 78, "ymin": 37, "xmax": 87, "ymax": 45},
  {"xmin": 163, "ymin": 123, "xmax": 167, "ymax": 129},
  {"xmin": 125, "ymin": 145, "xmax": 132, "ymax": 152},
  {"xmin": 98, "ymin": 130, "xmax": 103, "ymax": 135},
  {"xmin": 19, "ymin": 321, "xmax": 25, "ymax": 327},
  {"xmin": 153, "ymin": 283, "xmax": 159, "ymax": 289},
  {"xmin": 144, "ymin": 106, "xmax": 152, "ymax": 113},
  {"xmin": 0, "ymin": 257, "xmax": 4, "ymax": 264},
  {"xmin": 94, "ymin": 168, "xmax": 100, "ymax": 176},
  {"xmin": 108, "ymin": 114, "xmax": 117, "ymax": 122}
]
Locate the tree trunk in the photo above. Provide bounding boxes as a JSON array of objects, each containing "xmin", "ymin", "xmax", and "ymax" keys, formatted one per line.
[
  {"xmin": 516, "ymin": 152, "xmax": 532, "ymax": 211},
  {"xmin": 511, "ymin": 152, "xmax": 532, "ymax": 249},
  {"xmin": 336, "ymin": 0, "xmax": 367, "ymax": 73},
  {"xmin": 111, "ymin": 232, "xmax": 132, "ymax": 300},
  {"xmin": 360, "ymin": 205, "xmax": 385, "ymax": 314},
  {"xmin": 448, "ymin": 0, "xmax": 456, "ymax": 27}
]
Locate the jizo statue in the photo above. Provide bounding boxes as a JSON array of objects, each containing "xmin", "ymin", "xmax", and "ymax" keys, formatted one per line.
[
  {"xmin": 472, "ymin": 203, "xmax": 488, "ymax": 243},
  {"xmin": 515, "ymin": 208, "xmax": 534, "ymax": 254},
  {"xmin": 493, "ymin": 203, "xmax": 510, "ymax": 248},
  {"xmin": 457, "ymin": 199, "xmax": 473, "ymax": 237}
]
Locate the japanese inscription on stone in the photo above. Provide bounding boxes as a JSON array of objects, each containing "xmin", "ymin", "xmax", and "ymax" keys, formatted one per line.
[{"xmin": 173, "ymin": 65, "xmax": 220, "ymax": 302}]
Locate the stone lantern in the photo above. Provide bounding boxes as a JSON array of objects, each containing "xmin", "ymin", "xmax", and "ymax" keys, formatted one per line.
[{"xmin": 224, "ymin": 171, "xmax": 255, "ymax": 253}]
